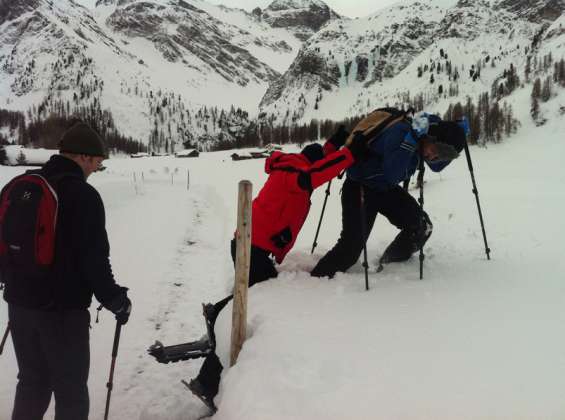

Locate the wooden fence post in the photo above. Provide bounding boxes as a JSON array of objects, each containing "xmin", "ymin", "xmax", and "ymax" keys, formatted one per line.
[
  {"xmin": 230, "ymin": 180, "xmax": 252, "ymax": 367},
  {"xmin": 133, "ymin": 172, "xmax": 138, "ymax": 195}
]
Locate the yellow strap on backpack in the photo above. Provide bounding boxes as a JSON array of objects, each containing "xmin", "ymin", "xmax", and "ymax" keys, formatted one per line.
[{"xmin": 345, "ymin": 109, "xmax": 409, "ymax": 146}]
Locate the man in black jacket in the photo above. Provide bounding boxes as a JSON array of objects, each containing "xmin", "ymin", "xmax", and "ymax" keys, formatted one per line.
[{"xmin": 1, "ymin": 122, "xmax": 131, "ymax": 420}]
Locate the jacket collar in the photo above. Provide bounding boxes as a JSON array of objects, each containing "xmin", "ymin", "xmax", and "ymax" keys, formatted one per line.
[{"xmin": 41, "ymin": 155, "xmax": 86, "ymax": 180}]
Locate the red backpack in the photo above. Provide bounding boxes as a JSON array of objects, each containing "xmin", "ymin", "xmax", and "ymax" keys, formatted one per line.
[{"xmin": 0, "ymin": 173, "xmax": 59, "ymax": 273}]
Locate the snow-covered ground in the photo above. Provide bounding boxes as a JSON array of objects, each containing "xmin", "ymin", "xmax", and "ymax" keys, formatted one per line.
[{"xmin": 1, "ymin": 107, "xmax": 565, "ymax": 419}]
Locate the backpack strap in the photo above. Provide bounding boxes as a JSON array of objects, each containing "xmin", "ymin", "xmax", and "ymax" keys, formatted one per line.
[
  {"xmin": 24, "ymin": 169, "xmax": 81, "ymax": 186},
  {"xmin": 346, "ymin": 108, "xmax": 413, "ymax": 147},
  {"xmin": 364, "ymin": 108, "xmax": 413, "ymax": 145}
]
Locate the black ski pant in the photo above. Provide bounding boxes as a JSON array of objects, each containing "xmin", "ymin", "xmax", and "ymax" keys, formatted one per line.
[
  {"xmin": 196, "ymin": 239, "xmax": 278, "ymax": 398},
  {"xmin": 8, "ymin": 304, "xmax": 90, "ymax": 420},
  {"xmin": 311, "ymin": 179, "xmax": 427, "ymax": 278}
]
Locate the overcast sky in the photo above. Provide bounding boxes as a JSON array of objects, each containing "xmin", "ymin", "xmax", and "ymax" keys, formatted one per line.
[{"xmin": 75, "ymin": 0, "xmax": 400, "ymax": 18}]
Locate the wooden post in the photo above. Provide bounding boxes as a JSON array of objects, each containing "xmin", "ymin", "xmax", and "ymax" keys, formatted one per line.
[
  {"xmin": 230, "ymin": 180, "xmax": 252, "ymax": 367},
  {"xmin": 187, "ymin": 169, "xmax": 190, "ymax": 191},
  {"xmin": 133, "ymin": 172, "xmax": 138, "ymax": 195}
]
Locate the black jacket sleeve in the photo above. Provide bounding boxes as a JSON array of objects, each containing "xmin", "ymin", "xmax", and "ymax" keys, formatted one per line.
[{"xmin": 77, "ymin": 185, "xmax": 124, "ymax": 306}]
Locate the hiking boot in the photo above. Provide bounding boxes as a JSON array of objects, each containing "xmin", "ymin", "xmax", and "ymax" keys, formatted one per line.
[
  {"xmin": 380, "ymin": 213, "xmax": 433, "ymax": 266},
  {"xmin": 183, "ymin": 378, "xmax": 217, "ymax": 413}
]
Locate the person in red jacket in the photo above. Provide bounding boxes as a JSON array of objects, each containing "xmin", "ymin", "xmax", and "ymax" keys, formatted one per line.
[{"xmin": 186, "ymin": 127, "xmax": 368, "ymax": 411}]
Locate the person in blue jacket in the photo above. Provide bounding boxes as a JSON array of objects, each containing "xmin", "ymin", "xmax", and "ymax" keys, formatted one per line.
[{"xmin": 311, "ymin": 110, "xmax": 467, "ymax": 278}]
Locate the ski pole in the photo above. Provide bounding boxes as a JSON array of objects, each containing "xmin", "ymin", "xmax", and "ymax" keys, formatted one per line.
[
  {"xmin": 417, "ymin": 151, "xmax": 425, "ymax": 280},
  {"xmin": 0, "ymin": 323, "xmax": 9, "ymax": 355},
  {"xmin": 359, "ymin": 185, "xmax": 370, "ymax": 291},
  {"xmin": 104, "ymin": 321, "xmax": 122, "ymax": 420},
  {"xmin": 463, "ymin": 140, "xmax": 491, "ymax": 260},
  {"xmin": 311, "ymin": 180, "xmax": 332, "ymax": 254}
]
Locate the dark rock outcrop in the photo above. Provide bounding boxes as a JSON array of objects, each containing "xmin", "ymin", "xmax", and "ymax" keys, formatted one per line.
[
  {"xmin": 496, "ymin": 0, "xmax": 565, "ymax": 23},
  {"xmin": 261, "ymin": 0, "xmax": 340, "ymax": 41}
]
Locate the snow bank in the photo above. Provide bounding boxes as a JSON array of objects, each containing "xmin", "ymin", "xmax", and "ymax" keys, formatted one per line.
[{"xmin": 3, "ymin": 145, "xmax": 57, "ymax": 166}]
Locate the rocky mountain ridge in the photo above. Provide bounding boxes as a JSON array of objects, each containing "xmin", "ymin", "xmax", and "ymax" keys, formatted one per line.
[
  {"xmin": 258, "ymin": 0, "xmax": 565, "ymax": 127},
  {"xmin": 254, "ymin": 0, "xmax": 341, "ymax": 41}
]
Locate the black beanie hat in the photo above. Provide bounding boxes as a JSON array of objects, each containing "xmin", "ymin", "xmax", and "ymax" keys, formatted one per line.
[
  {"xmin": 301, "ymin": 143, "xmax": 324, "ymax": 163},
  {"xmin": 58, "ymin": 122, "xmax": 108, "ymax": 158},
  {"xmin": 428, "ymin": 121, "xmax": 466, "ymax": 154}
]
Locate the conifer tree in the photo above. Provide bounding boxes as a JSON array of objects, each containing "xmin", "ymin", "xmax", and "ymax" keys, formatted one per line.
[
  {"xmin": 541, "ymin": 76, "xmax": 552, "ymax": 102},
  {"xmin": 16, "ymin": 150, "xmax": 27, "ymax": 165},
  {"xmin": 531, "ymin": 79, "xmax": 541, "ymax": 121}
]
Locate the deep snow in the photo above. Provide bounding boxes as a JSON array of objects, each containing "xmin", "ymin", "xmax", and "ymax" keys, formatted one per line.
[{"xmin": 1, "ymin": 104, "xmax": 565, "ymax": 419}]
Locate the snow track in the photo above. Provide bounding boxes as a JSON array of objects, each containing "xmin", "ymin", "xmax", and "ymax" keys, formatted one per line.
[
  {"xmin": 101, "ymin": 181, "xmax": 233, "ymax": 420},
  {"xmin": 0, "ymin": 169, "xmax": 233, "ymax": 420}
]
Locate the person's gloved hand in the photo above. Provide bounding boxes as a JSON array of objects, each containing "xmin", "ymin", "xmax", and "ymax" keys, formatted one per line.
[
  {"xmin": 106, "ymin": 291, "xmax": 132, "ymax": 325},
  {"xmin": 328, "ymin": 125, "xmax": 350, "ymax": 149},
  {"xmin": 404, "ymin": 130, "xmax": 421, "ymax": 146},
  {"xmin": 412, "ymin": 112, "xmax": 430, "ymax": 138},
  {"xmin": 346, "ymin": 131, "xmax": 369, "ymax": 161}
]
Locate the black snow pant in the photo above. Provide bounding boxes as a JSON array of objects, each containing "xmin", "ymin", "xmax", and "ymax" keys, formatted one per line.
[
  {"xmin": 8, "ymin": 304, "xmax": 90, "ymax": 420},
  {"xmin": 311, "ymin": 178, "xmax": 429, "ymax": 278},
  {"xmin": 196, "ymin": 239, "xmax": 278, "ymax": 398}
]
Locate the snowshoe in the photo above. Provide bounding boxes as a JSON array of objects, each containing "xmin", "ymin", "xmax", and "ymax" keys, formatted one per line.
[
  {"xmin": 378, "ymin": 214, "xmax": 432, "ymax": 271},
  {"xmin": 148, "ymin": 338, "xmax": 213, "ymax": 364},
  {"xmin": 148, "ymin": 303, "xmax": 217, "ymax": 364},
  {"xmin": 182, "ymin": 378, "xmax": 218, "ymax": 414}
]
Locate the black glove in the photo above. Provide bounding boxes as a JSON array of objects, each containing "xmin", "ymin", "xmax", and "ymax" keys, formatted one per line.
[
  {"xmin": 106, "ymin": 291, "xmax": 132, "ymax": 325},
  {"xmin": 328, "ymin": 125, "xmax": 350, "ymax": 149},
  {"xmin": 271, "ymin": 226, "xmax": 292, "ymax": 249},
  {"xmin": 346, "ymin": 131, "xmax": 369, "ymax": 161}
]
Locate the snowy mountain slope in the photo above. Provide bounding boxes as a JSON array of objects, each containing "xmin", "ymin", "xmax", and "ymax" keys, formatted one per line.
[
  {"xmin": 99, "ymin": 0, "xmax": 288, "ymax": 85},
  {"xmin": 181, "ymin": 0, "xmax": 303, "ymax": 73},
  {"xmin": 259, "ymin": 0, "xmax": 564, "ymax": 125},
  {"xmin": 0, "ymin": 0, "xmax": 125, "ymax": 102},
  {"xmin": 1, "ymin": 0, "xmax": 563, "ymax": 152},
  {"xmin": 0, "ymin": 0, "xmax": 307, "ymax": 150},
  {"xmin": 1, "ymin": 87, "xmax": 564, "ymax": 419}
]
